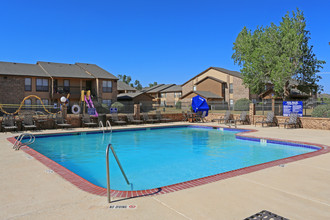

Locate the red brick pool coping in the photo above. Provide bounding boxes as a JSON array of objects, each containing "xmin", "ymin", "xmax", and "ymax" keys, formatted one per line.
[{"xmin": 7, "ymin": 126, "xmax": 330, "ymax": 199}]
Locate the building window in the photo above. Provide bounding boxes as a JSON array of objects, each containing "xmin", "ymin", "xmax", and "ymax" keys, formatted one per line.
[
  {"xmin": 229, "ymin": 83, "xmax": 233, "ymax": 94},
  {"xmin": 229, "ymin": 99, "xmax": 234, "ymax": 109},
  {"xmin": 174, "ymin": 92, "xmax": 182, "ymax": 98},
  {"xmin": 102, "ymin": 99, "xmax": 112, "ymax": 107},
  {"xmin": 25, "ymin": 78, "xmax": 32, "ymax": 91},
  {"xmin": 102, "ymin": 80, "xmax": 112, "ymax": 93},
  {"xmin": 24, "ymin": 99, "xmax": 32, "ymax": 110},
  {"xmin": 193, "ymin": 86, "xmax": 196, "ymax": 91},
  {"xmin": 63, "ymin": 80, "xmax": 70, "ymax": 93},
  {"xmin": 36, "ymin": 78, "xmax": 49, "ymax": 92},
  {"xmin": 161, "ymin": 93, "xmax": 166, "ymax": 98}
]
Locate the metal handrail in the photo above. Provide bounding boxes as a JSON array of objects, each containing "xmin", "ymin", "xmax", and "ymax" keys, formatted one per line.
[
  {"xmin": 13, "ymin": 133, "xmax": 35, "ymax": 150},
  {"xmin": 106, "ymin": 120, "xmax": 112, "ymax": 133},
  {"xmin": 106, "ymin": 144, "xmax": 130, "ymax": 203},
  {"xmin": 99, "ymin": 121, "xmax": 104, "ymax": 133}
]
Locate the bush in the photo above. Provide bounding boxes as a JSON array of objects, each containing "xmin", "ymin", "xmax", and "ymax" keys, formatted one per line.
[
  {"xmin": 111, "ymin": 102, "xmax": 124, "ymax": 112},
  {"xmin": 311, "ymin": 104, "xmax": 330, "ymax": 118},
  {"xmin": 234, "ymin": 98, "xmax": 251, "ymax": 111},
  {"xmin": 175, "ymin": 101, "xmax": 182, "ymax": 109}
]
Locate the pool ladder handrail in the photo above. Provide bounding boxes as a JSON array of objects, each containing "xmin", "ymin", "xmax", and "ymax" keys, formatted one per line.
[
  {"xmin": 99, "ymin": 120, "xmax": 112, "ymax": 134},
  {"xmin": 106, "ymin": 143, "xmax": 130, "ymax": 203},
  {"xmin": 13, "ymin": 133, "xmax": 35, "ymax": 150},
  {"xmin": 106, "ymin": 120, "xmax": 112, "ymax": 133}
]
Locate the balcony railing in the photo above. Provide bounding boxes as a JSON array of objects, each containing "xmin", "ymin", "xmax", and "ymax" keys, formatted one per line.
[{"xmin": 53, "ymin": 86, "xmax": 96, "ymax": 96}]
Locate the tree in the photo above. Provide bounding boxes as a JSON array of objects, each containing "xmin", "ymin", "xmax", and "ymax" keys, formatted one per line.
[
  {"xmin": 117, "ymin": 74, "xmax": 142, "ymax": 90},
  {"xmin": 232, "ymin": 9, "xmax": 325, "ymax": 99},
  {"xmin": 148, "ymin": 82, "xmax": 158, "ymax": 87}
]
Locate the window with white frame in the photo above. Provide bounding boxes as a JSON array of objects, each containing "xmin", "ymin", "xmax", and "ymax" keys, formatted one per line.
[
  {"xmin": 174, "ymin": 92, "xmax": 182, "ymax": 98},
  {"xmin": 229, "ymin": 99, "xmax": 234, "ymax": 109},
  {"xmin": 229, "ymin": 83, "xmax": 233, "ymax": 94},
  {"xmin": 193, "ymin": 86, "xmax": 196, "ymax": 91},
  {"xmin": 161, "ymin": 93, "xmax": 166, "ymax": 98},
  {"xmin": 63, "ymin": 79, "xmax": 70, "ymax": 93},
  {"xmin": 102, "ymin": 99, "xmax": 112, "ymax": 107},
  {"xmin": 36, "ymin": 78, "xmax": 49, "ymax": 91},
  {"xmin": 25, "ymin": 78, "xmax": 32, "ymax": 91},
  {"xmin": 102, "ymin": 80, "xmax": 112, "ymax": 93}
]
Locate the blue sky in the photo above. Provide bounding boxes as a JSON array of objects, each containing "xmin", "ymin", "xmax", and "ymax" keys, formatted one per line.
[{"xmin": 1, "ymin": 0, "xmax": 329, "ymax": 92}]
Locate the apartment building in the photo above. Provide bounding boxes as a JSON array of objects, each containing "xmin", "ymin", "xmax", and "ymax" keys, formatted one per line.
[
  {"xmin": 142, "ymin": 84, "xmax": 182, "ymax": 106},
  {"xmin": 181, "ymin": 67, "xmax": 252, "ymax": 107},
  {"xmin": 0, "ymin": 61, "xmax": 118, "ymax": 110}
]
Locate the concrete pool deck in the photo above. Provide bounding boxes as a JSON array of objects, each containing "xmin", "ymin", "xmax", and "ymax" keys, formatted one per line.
[{"xmin": 1, "ymin": 122, "xmax": 330, "ymax": 219}]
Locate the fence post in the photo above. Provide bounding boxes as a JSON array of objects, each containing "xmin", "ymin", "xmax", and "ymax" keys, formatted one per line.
[
  {"xmin": 272, "ymin": 99, "xmax": 275, "ymax": 114},
  {"xmin": 249, "ymin": 103, "xmax": 255, "ymax": 125},
  {"xmin": 134, "ymin": 104, "xmax": 140, "ymax": 119}
]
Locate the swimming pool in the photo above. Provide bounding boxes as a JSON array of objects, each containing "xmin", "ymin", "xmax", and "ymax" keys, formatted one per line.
[{"xmin": 18, "ymin": 125, "xmax": 322, "ymax": 193}]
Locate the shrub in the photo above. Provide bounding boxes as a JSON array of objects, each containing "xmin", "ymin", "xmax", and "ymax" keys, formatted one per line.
[
  {"xmin": 311, "ymin": 104, "xmax": 330, "ymax": 118},
  {"xmin": 111, "ymin": 102, "xmax": 124, "ymax": 112},
  {"xmin": 234, "ymin": 98, "xmax": 251, "ymax": 111},
  {"xmin": 175, "ymin": 101, "xmax": 182, "ymax": 109}
]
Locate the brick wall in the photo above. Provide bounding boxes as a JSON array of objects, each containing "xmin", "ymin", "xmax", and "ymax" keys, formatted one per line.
[
  {"xmin": 233, "ymin": 77, "xmax": 249, "ymax": 102},
  {"xmin": 0, "ymin": 76, "xmax": 25, "ymax": 104}
]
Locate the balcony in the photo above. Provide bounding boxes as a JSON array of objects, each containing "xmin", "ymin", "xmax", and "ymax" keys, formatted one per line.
[{"xmin": 53, "ymin": 86, "xmax": 96, "ymax": 99}]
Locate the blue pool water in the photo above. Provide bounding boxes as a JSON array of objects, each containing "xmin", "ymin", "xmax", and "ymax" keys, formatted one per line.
[{"xmin": 26, "ymin": 126, "xmax": 317, "ymax": 191}]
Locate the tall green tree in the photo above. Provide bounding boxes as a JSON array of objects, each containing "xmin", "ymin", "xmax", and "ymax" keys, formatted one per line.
[
  {"xmin": 232, "ymin": 9, "xmax": 325, "ymax": 99},
  {"xmin": 117, "ymin": 74, "xmax": 142, "ymax": 90},
  {"xmin": 148, "ymin": 82, "xmax": 158, "ymax": 87}
]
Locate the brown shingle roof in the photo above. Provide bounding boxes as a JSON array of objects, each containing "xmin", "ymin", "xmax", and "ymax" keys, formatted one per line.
[{"xmin": 182, "ymin": 67, "xmax": 242, "ymax": 86}]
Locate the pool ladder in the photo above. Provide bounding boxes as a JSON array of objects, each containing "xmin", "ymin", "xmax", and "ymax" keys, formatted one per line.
[
  {"xmin": 13, "ymin": 133, "xmax": 35, "ymax": 150},
  {"xmin": 106, "ymin": 143, "xmax": 130, "ymax": 203},
  {"xmin": 99, "ymin": 120, "xmax": 112, "ymax": 134}
]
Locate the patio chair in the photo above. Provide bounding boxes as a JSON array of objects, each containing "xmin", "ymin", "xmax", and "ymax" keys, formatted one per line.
[
  {"xmin": 156, "ymin": 111, "xmax": 171, "ymax": 123},
  {"xmin": 182, "ymin": 111, "xmax": 189, "ymax": 122},
  {"xmin": 213, "ymin": 111, "xmax": 231, "ymax": 124},
  {"xmin": 255, "ymin": 111, "xmax": 276, "ymax": 127},
  {"xmin": 233, "ymin": 112, "xmax": 248, "ymax": 125},
  {"xmin": 186, "ymin": 111, "xmax": 196, "ymax": 123},
  {"xmin": 22, "ymin": 114, "xmax": 37, "ymax": 131},
  {"xmin": 81, "ymin": 114, "xmax": 97, "ymax": 127},
  {"xmin": 142, "ymin": 112, "xmax": 158, "ymax": 123},
  {"xmin": 111, "ymin": 113, "xmax": 127, "ymax": 126},
  {"xmin": 195, "ymin": 111, "xmax": 207, "ymax": 123},
  {"xmin": 127, "ymin": 114, "xmax": 143, "ymax": 124},
  {"xmin": 55, "ymin": 114, "xmax": 72, "ymax": 129},
  {"xmin": 1, "ymin": 115, "xmax": 18, "ymax": 132},
  {"xmin": 278, "ymin": 113, "xmax": 299, "ymax": 129}
]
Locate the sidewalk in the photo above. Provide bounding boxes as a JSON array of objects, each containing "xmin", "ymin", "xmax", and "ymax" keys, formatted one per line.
[{"xmin": 1, "ymin": 123, "xmax": 330, "ymax": 220}]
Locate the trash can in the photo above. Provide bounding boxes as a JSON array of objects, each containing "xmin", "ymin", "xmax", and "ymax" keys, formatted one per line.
[{"xmin": 98, "ymin": 114, "xmax": 106, "ymax": 126}]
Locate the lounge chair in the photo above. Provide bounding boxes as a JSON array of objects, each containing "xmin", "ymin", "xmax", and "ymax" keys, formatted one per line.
[
  {"xmin": 22, "ymin": 114, "xmax": 37, "ymax": 131},
  {"xmin": 278, "ymin": 113, "xmax": 299, "ymax": 128},
  {"xmin": 1, "ymin": 115, "xmax": 18, "ymax": 132},
  {"xmin": 213, "ymin": 111, "xmax": 231, "ymax": 124},
  {"xmin": 127, "ymin": 114, "xmax": 143, "ymax": 124},
  {"xmin": 55, "ymin": 114, "xmax": 72, "ymax": 129},
  {"xmin": 255, "ymin": 111, "xmax": 276, "ymax": 127},
  {"xmin": 156, "ymin": 111, "xmax": 171, "ymax": 123},
  {"xmin": 233, "ymin": 112, "xmax": 248, "ymax": 125},
  {"xmin": 81, "ymin": 114, "xmax": 97, "ymax": 127},
  {"xmin": 111, "ymin": 113, "xmax": 127, "ymax": 126},
  {"xmin": 195, "ymin": 111, "xmax": 207, "ymax": 123},
  {"xmin": 142, "ymin": 112, "xmax": 158, "ymax": 123}
]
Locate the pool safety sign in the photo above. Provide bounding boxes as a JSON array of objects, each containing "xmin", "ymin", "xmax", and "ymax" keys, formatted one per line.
[{"xmin": 283, "ymin": 101, "xmax": 303, "ymax": 117}]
